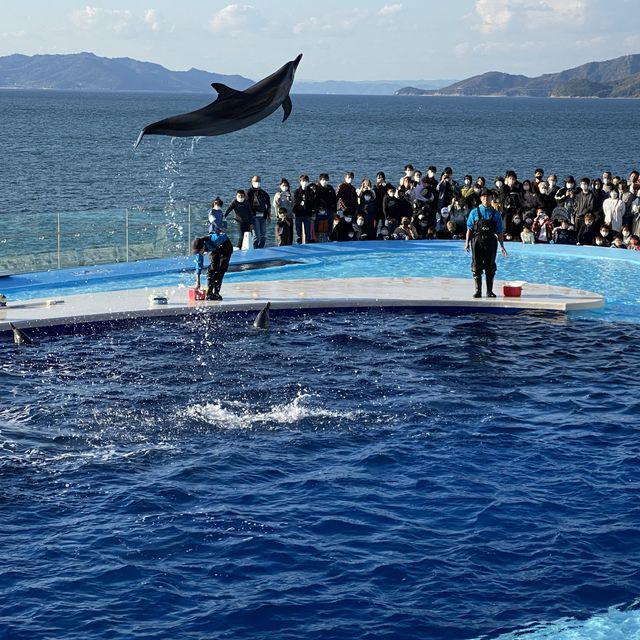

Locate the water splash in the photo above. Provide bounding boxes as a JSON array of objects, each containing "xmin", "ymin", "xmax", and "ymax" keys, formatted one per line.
[{"xmin": 184, "ymin": 392, "xmax": 360, "ymax": 430}]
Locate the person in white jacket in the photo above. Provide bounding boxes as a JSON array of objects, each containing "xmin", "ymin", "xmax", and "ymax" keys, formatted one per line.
[{"xmin": 602, "ymin": 190, "xmax": 625, "ymax": 231}]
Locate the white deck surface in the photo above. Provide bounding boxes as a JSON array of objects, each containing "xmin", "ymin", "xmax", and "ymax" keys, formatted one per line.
[{"xmin": 0, "ymin": 277, "xmax": 604, "ymax": 333}]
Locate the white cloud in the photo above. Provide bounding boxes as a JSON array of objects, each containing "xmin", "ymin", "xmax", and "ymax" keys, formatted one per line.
[
  {"xmin": 293, "ymin": 7, "xmax": 400, "ymax": 36},
  {"xmin": 472, "ymin": 0, "xmax": 589, "ymax": 33},
  {"xmin": 71, "ymin": 6, "xmax": 133, "ymax": 33},
  {"xmin": 144, "ymin": 9, "xmax": 160, "ymax": 32},
  {"xmin": 377, "ymin": 4, "xmax": 402, "ymax": 17},
  {"xmin": 473, "ymin": 0, "xmax": 512, "ymax": 33},
  {"xmin": 209, "ymin": 4, "xmax": 259, "ymax": 33}
]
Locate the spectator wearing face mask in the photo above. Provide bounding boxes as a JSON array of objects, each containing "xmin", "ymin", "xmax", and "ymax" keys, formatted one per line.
[
  {"xmin": 247, "ymin": 175, "xmax": 271, "ymax": 249},
  {"xmin": 522, "ymin": 180, "xmax": 541, "ymax": 212},
  {"xmin": 315, "ymin": 173, "xmax": 337, "ymax": 242},
  {"xmin": 336, "ymin": 171, "xmax": 358, "ymax": 216},
  {"xmin": 357, "ymin": 189, "xmax": 378, "ymax": 235},
  {"xmin": 460, "ymin": 175, "xmax": 475, "ymax": 202},
  {"xmin": 574, "ymin": 177, "xmax": 595, "ymax": 232},
  {"xmin": 224, "ymin": 189, "xmax": 254, "ymax": 249},
  {"xmin": 546, "ymin": 174, "xmax": 559, "ymax": 199},
  {"xmin": 532, "ymin": 208, "xmax": 553, "ymax": 243},
  {"xmin": 275, "ymin": 207, "xmax": 293, "ymax": 246},
  {"xmin": 330, "ymin": 211, "xmax": 356, "ymax": 242},
  {"xmin": 436, "ymin": 169, "xmax": 456, "ymax": 211},
  {"xmin": 576, "ymin": 213, "xmax": 597, "ymax": 246},
  {"xmin": 353, "ymin": 214, "xmax": 370, "ymax": 240},
  {"xmin": 506, "ymin": 212, "xmax": 524, "ymax": 242},
  {"xmin": 603, "ymin": 189, "xmax": 625, "ymax": 231},
  {"xmin": 273, "ymin": 178, "xmax": 294, "ymax": 221},
  {"xmin": 382, "ymin": 185, "xmax": 400, "ymax": 232},
  {"xmin": 594, "ymin": 225, "xmax": 611, "ymax": 247},
  {"xmin": 532, "ymin": 168, "xmax": 545, "ymax": 194},
  {"xmin": 537, "ymin": 181, "xmax": 555, "ymax": 216},
  {"xmin": 293, "ymin": 174, "xmax": 316, "ymax": 243},
  {"xmin": 435, "ymin": 207, "xmax": 452, "ymax": 238}
]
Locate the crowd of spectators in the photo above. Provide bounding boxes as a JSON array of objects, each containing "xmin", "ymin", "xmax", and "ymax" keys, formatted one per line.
[{"xmin": 207, "ymin": 166, "xmax": 640, "ymax": 251}]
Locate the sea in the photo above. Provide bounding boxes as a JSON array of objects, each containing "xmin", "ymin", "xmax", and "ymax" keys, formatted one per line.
[{"xmin": 1, "ymin": 90, "xmax": 640, "ymax": 640}]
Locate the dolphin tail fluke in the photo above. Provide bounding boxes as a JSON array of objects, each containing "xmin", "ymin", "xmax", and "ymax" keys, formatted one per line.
[
  {"xmin": 134, "ymin": 129, "xmax": 145, "ymax": 149},
  {"xmin": 282, "ymin": 96, "xmax": 293, "ymax": 122}
]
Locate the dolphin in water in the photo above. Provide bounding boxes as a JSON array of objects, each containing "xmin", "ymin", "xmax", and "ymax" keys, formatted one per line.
[
  {"xmin": 9, "ymin": 322, "xmax": 34, "ymax": 346},
  {"xmin": 134, "ymin": 54, "xmax": 303, "ymax": 148},
  {"xmin": 253, "ymin": 302, "xmax": 271, "ymax": 330}
]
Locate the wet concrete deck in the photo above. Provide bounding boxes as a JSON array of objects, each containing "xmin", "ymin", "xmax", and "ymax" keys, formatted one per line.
[{"xmin": 0, "ymin": 277, "xmax": 604, "ymax": 335}]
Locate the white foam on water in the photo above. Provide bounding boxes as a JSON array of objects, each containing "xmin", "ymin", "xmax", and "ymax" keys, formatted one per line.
[
  {"xmin": 473, "ymin": 604, "xmax": 640, "ymax": 640},
  {"xmin": 184, "ymin": 392, "xmax": 360, "ymax": 430}
]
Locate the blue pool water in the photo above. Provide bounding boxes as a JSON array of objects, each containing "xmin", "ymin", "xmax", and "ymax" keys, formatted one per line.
[{"xmin": 4, "ymin": 241, "xmax": 640, "ymax": 322}]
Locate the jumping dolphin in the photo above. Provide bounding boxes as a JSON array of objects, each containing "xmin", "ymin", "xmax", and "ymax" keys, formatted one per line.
[
  {"xmin": 134, "ymin": 54, "xmax": 303, "ymax": 148},
  {"xmin": 9, "ymin": 322, "xmax": 33, "ymax": 346},
  {"xmin": 253, "ymin": 302, "xmax": 271, "ymax": 330}
]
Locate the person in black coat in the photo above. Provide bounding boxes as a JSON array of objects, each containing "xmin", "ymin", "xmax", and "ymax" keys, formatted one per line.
[{"xmin": 292, "ymin": 174, "xmax": 316, "ymax": 243}]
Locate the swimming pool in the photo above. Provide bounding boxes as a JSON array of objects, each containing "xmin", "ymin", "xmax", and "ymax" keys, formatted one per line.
[{"xmin": 3, "ymin": 241, "xmax": 640, "ymax": 322}]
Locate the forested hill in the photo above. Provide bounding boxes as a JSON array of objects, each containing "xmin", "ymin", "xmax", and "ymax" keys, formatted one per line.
[{"xmin": 396, "ymin": 54, "xmax": 640, "ymax": 98}]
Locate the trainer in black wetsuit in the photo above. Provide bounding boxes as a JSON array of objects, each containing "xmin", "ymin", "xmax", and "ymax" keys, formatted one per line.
[
  {"xmin": 193, "ymin": 233, "xmax": 234, "ymax": 301},
  {"xmin": 465, "ymin": 189, "xmax": 508, "ymax": 298}
]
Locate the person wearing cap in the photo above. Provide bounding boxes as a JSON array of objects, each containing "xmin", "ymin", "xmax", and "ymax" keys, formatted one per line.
[{"xmin": 465, "ymin": 188, "xmax": 508, "ymax": 298}]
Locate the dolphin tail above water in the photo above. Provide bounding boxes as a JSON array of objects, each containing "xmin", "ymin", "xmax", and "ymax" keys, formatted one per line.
[
  {"xmin": 253, "ymin": 302, "xmax": 271, "ymax": 330},
  {"xmin": 134, "ymin": 54, "xmax": 303, "ymax": 149}
]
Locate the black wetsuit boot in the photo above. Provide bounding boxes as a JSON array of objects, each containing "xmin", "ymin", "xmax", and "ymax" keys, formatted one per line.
[
  {"xmin": 486, "ymin": 274, "xmax": 496, "ymax": 298},
  {"xmin": 473, "ymin": 275, "xmax": 482, "ymax": 298}
]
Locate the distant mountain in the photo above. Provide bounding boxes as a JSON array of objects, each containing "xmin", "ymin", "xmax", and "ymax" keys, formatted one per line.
[
  {"xmin": 0, "ymin": 52, "xmax": 453, "ymax": 95},
  {"xmin": 292, "ymin": 79, "xmax": 455, "ymax": 95},
  {"xmin": 0, "ymin": 52, "xmax": 253, "ymax": 92},
  {"xmin": 395, "ymin": 54, "xmax": 640, "ymax": 98}
]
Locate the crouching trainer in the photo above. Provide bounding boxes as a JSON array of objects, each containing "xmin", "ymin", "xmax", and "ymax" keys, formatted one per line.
[
  {"xmin": 192, "ymin": 232, "xmax": 234, "ymax": 301},
  {"xmin": 464, "ymin": 188, "xmax": 508, "ymax": 298}
]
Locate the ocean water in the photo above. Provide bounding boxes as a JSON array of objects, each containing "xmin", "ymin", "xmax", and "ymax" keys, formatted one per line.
[
  {"xmin": 2, "ymin": 90, "xmax": 640, "ymax": 217},
  {"xmin": 2, "ymin": 91, "xmax": 640, "ymax": 639}
]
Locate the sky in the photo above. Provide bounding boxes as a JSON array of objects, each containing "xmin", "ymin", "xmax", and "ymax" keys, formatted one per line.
[{"xmin": 2, "ymin": 0, "xmax": 640, "ymax": 82}]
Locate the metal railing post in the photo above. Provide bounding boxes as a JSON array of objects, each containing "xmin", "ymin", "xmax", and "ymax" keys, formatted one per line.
[
  {"xmin": 57, "ymin": 211, "xmax": 61, "ymax": 269},
  {"xmin": 187, "ymin": 204, "xmax": 192, "ymax": 252},
  {"xmin": 125, "ymin": 209, "xmax": 130, "ymax": 262}
]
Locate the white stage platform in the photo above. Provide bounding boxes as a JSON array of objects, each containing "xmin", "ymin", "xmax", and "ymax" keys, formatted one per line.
[{"xmin": 0, "ymin": 277, "xmax": 603, "ymax": 334}]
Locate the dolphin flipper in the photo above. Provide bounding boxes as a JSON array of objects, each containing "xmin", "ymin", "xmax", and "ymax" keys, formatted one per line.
[{"xmin": 282, "ymin": 96, "xmax": 293, "ymax": 122}]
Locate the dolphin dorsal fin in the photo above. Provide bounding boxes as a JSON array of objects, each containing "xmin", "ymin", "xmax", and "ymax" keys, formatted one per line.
[{"xmin": 211, "ymin": 82, "xmax": 245, "ymax": 99}]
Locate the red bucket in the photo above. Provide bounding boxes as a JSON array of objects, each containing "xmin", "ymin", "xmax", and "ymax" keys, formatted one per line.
[
  {"xmin": 188, "ymin": 287, "xmax": 206, "ymax": 301},
  {"xmin": 503, "ymin": 284, "xmax": 522, "ymax": 297}
]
